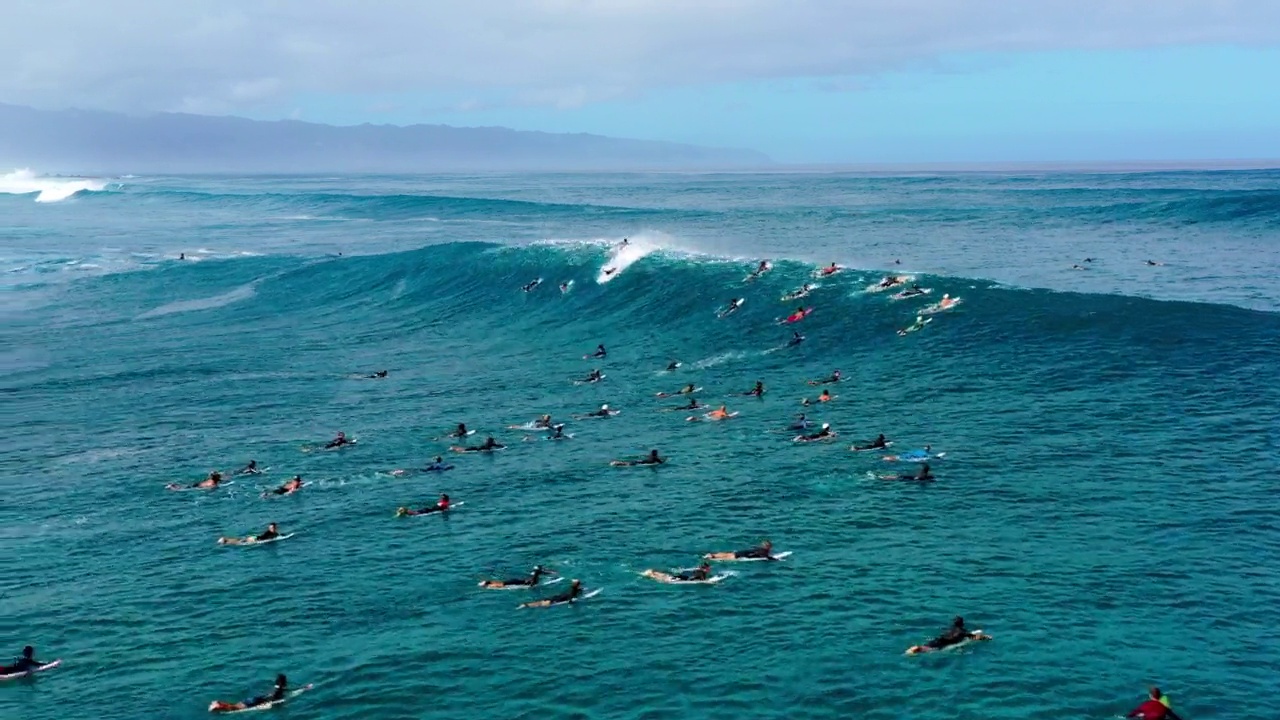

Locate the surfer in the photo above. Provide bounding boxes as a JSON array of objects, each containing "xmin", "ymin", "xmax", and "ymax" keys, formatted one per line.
[
  {"xmin": 898, "ymin": 315, "xmax": 928, "ymax": 336},
  {"xmin": 907, "ymin": 617, "xmax": 991, "ymax": 654},
  {"xmin": 897, "ymin": 284, "xmax": 926, "ymax": 298},
  {"xmin": 657, "ymin": 384, "xmax": 697, "ymax": 398},
  {"xmin": 704, "ymin": 540, "xmax": 775, "ymax": 561},
  {"xmin": 1145, "ymin": 260, "xmax": 1163, "ymax": 266},
  {"xmin": 324, "ymin": 432, "xmax": 352, "ymax": 449},
  {"xmin": 447, "ymin": 423, "xmax": 470, "ymax": 439},
  {"xmin": 618, "ymin": 238, "xmax": 630, "ymax": 250},
  {"xmin": 1, "ymin": 646, "xmax": 46, "ymax": 675},
  {"xmin": 666, "ymin": 360, "xmax": 681, "ymax": 371},
  {"xmin": 266, "ymin": 475, "xmax": 304, "ymax": 496},
  {"xmin": 810, "ymin": 369, "xmax": 841, "ymax": 385},
  {"xmin": 480, "ymin": 565, "xmax": 556, "ymax": 589},
  {"xmin": 878, "ymin": 275, "xmax": 903, "ymax": 289},
  {"xmin": 782, "ymin": 283, "xmax": 814, "ymax": 301},
  {"xmin": 521, "ymin": 278, "xmax": 542, "ymax": 292},
  {"xmin": 579, "ymin": 369, "xmax": 604, "ymax": 384},
  {"xmin": 787, "ymin": 331, "xmax": 805, "ymax": 347},
  {"xmin": 365, "ymin": 370, "xmax": 389, "ymax": 378},
  {"xmin": 802, "ymin": 389, "xmax": 833, "ymax": 406},
  {"xmin": 397, "ymin": 493, "xmax": 452, "ymax": 516},
  {"xmin": 218, "ymin": 523, "xmax": 281, "ymax": 546},
  {"xmin": 587, "ymin": 344, "xmax": 607, "ymax": 359},
  {"xmin": 548, "ymin": 424, "xmax": 569, "ymax": 440},
  {"xmin": 852, "ymin": 434, "xmax": 889, "ymax": 451},
  {"xmin": 236, "ymin": 461, "xmax": 261, "ymax": 475},
  {"xmin": 208, "ymin": 674, "xmax": 291, "ymax": 713},
  {"xmin": 519, "ymin": 579, "xmax": 584, "ymax": 608},
  {"xmin": 789, "ymin": 414, "xmax": 810, "ymax": 430},
  {"xmin": 748, "ymin": 260, "xmax": 771, "ymax": 279},
  {"xmin": 168, "ymin": 471, "xmax": 223, "ymax": 491},
  {"xmin": 611, "ymin": 449, "xmax": 664, "ymax": 467},
  {"xmin": 704, "ymin": 405, "xmax": 732, "ymax": 420},
  {"xmin": 718, "ymin": 298, "xmax": 745, "ymax": 317},
  {"xmin": 454, "ymin": 437, "xmax": 504, "ymax": 453},
  {"xmin": 784, "ymin": 306, "xmax": 810, "ymax": 323},
  {"xmin": 819, "ymin": 263, "xmax": 841, "ymax": 276},
  {"xmin": 1083, "ymin": 257, "xmax": 1094, "ymax": 263},
  {"xmin": 1127, "ymin": 688, "xmax": 1182, "ymax": 720},
  {"xmin": 745, "ymin": 381, "xmax": 765, "ymax": 397},
  {"xmin": 937, "ymin": 294, "xmax": 958, "ymax": 310},
  {"xmin": 885, "ymin": 463, "xmax": 934, "ymax": 481},
  {"xmin": 797, "ymin": 423, "xmax": 834, "ymax": 441},
  {"xmin": 425, "ymin": 455, "xmax": 452, "ymax": 471},
  {"xmin": 645, "ymin": 562, "xmax": 712, "ymax": 582},
  {"xmin": 580, "ymin": 404, "xmax": 615, "ymax": 419},
  {"xmin": 1071, "ymin": 264, "xmax": 1086, "ymax": 270},
  {"xmin": 179, "ymin": 253, "xmax": 185, "ymax": 260},
  {"xmin": 603, "ymin": 267, "xmax": 618, "ymax": 276},
  {"xmin": 884, "ymin": 445, "xmax": 933, "ymax": 462},
  {"xmin": 674, "ymin": 398, "xmax": 705, "ymax": 411}
]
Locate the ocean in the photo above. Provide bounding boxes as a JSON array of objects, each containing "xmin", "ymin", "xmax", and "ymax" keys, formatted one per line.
[{"xmin": 2, "ymin": 169, "xmax": 1278, "ymax": 720}]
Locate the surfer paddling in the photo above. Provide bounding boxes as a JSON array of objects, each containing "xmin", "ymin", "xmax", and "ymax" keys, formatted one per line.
[
  {"xmin": 1, "ymin": 646, "xmax": 48, "ymax": 676},
  {"xmin": 1127, "ymin": 687, "xmax": 1183, "ymax": 720},
  {"xmin": 519, "ymin": 579, "xmax": 584, "ymax": 608},
  {"xmin": 397, "ymin": 493, "xmax": 452, "ymax": 516},
  {"xmin": 906, "ymin": 616, "xmax": 991, "ymax": 655},
  {"xmin": 704, "ymin": 540, "xmax": 777, "ymax": 561},
  {"xmin": 479, "ymin": 565, "xmax": 557, "ymax": 589},
  {"xmin": 218, "ymin": 523, "xmax": 282, "ymax": 545},
  {"xmin": 611, "ymin": 449, "xmax": 665, "ymax": 467},
  {"xmin": 642, "ymin": 562, "xmax": 712, "ymax": 583},
  {"xmin": 209, "ymin": 674, "xmax": 307, "ymax": 713},
  {"xmin": 264, "ymin": 475, "xmax": 304, "ymax": 497},
  {"xmin": 167, "ymin": 471, "xmax": 223, "ymax": 491}
]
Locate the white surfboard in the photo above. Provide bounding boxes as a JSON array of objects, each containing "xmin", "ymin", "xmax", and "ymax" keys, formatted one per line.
[
  {"xmin": 0, "ymin": 659, "xmax": 61, "ymax": 681},
  {"xmin": 213, "ymin": 684, "xmax": 315, "ymax": 713},
  {"xmin": 706, "ymin": 551, "xmax": 792, "ymax": 562}
]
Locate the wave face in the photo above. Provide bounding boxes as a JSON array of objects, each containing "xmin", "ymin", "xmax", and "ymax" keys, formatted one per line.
[{"xmin": 5, "ymin": 172, "xmax": 1280, "ymax": 719}]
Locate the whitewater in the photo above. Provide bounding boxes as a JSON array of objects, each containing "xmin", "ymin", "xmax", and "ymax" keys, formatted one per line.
[{"xmin": 2, "ymin": 170, "xmax": 1278, "ymax": 720}]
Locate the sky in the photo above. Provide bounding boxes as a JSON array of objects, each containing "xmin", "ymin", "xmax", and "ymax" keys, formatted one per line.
[{"xmin": 3, "ymin": 0, "xmax": 1279, "ymax": 163}]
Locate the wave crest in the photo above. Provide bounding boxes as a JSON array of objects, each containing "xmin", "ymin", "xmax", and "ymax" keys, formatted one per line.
[{"xmin": 0, "ymin": 168, "xmax": 108, "ymax": 203}]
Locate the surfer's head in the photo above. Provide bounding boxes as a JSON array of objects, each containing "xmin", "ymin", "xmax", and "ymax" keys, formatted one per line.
[
  {"xmin": 276, "ymin": 674, "xmax": 287, "ymax": 687},
  {"xmin": 22, "ymin": 646, "xmax": 33, "ymax": 658},
  {"xmin": 952, "ymin": 616, "xmax": 965, "ymax": 628}
]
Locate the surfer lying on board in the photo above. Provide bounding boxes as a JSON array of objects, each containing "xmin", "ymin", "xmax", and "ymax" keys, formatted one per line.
[
  {"xmin": 324, "ymin": 431, "xmax": 353, "ymax": 449},
  {"xmin": 397, "ymin": 493, "xmax": 451, "ymax": 516},
  {"xmin": 521, "ymin": 278, "xmax": 542, "ymax": 292},
  {"xmin": 519, "ymin": 579, "xmax": 583, "ymax": 608},
  {"xmin": 852, "ymin": 434, "xmax": 889, "ymax": 451},
  {"xmin": 453, "ymin": 437, "xmax": 504, "ymax": 453},
  {"xmin": 611, "ymin": 449, "xmax": 665, "ymax": 466},
  {"xmin": 656, "ymin": 384, "xmax": 698, "ymax": 398},
  {"xmin": 883, "ymin": 463, "xmax": 934, "ymax": 481},
  {"xmin": 790, "ymin": 414, "xmax": 810, "ymax": 430},
  {"xmin": 587, "ymin": 344, "xmax": 607, "ymax": 359},
  {"xmin": 718, "ymin": 298, "xmax": 745, "ymax": 317},
  {"xmin": 580, "ymin": 404, "xmax": 615, "ymax": 418},
  {"xmin": 580, "ymin": 369, "xmax": 604, "ymax": 383},
  {"xmin": 898, "ymin": 284, "xmax": 926, "ymax": 297},
  {"xmin": 809, "ymin": 369, "xmax": 841, "ymax": 385},
  {"xmin": 801, "ymin": 389, "xmax": 833, "ymax": 406},
  {"xmin": 1127, "ymin": 687, "xmax": 1183, "ymax": 720},
  {"xmin": 365, "ymin": 370, "xmax": 388, "ymax": 379},
  {"xmin": 425, "ymin": 456, "xmax": 452, "ymax": 471},
  {"xmin": 265, "ymin": 475, "xmax": 304, "ymax": 496},
  {"xmin": 218, "ymin": 523, "xmax": 280, "ymax": 545},
  {"xmin": 447, "ymin": 423, "xmax": 470, "ymax": 438},
  {"xmin": 168, "ymin": 471, "xmax": 223, "ymax": 491},
  {"xmin": 1, "ymin": 647, "xmax": 46, "ymax": 675},
  {"xmin": 644, "ymin": 562, "xmax": 713, "ymax": 582},
  {"xmin": 743, "ymin": 381, "xmax": 765, "ymax": 397},
  {"xmin": 666, "ymin": 360, "xmax": 681, "ymax": 371},
  {"xmin": 906, "ymin": 617, "xmax": 991, "ymax": 654},
  {"xmin": 798, "ymin": 423, "xmax": 834, "ymax": 441},
  {"xmin": 878, "ymin": 275, "xmax": 905, "ymax": 289},
  {"xmin": 704, "ymin": 540, "xmax": 775, "ymax": 561},
  {"xmin": 898, "ymin": 316, "xmax": 928, "ymax": 336},
  {"xmin": 237, "ymin": 460, "xmax": 262, "ymax": 475},
  {"xmin": 702, "ymin": 405, "xmax": 733, "ymax": 420},
  {"xmin": 819, "ymin": 262, "xmax": 841, "ymax": 276},
  {"xmin": 547, "ymin": 424, "xmax": 569, "ymax": 440},
  {"xmin": 787, "ymin": 331, "xmax": 805, "ymax": 346},
  {"xmin": 208, "ymin": 674, "xmax": 291, "ymax": 713},
  {"xmin": 747, "ymin": 260, "xmax": 771, "ymax": 280},
  {"xmin": 674, "ymin": 398, "xmax": 706, "ymax": 411},
  {"xmin": 480, "ymin": 565, "xmax": 557, "ymax": 589}
]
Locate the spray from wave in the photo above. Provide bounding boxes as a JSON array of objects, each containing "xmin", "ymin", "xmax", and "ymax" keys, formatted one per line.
[{"xmin": 0, "ymin": 169, "xmax": 108, "ymax": 203}]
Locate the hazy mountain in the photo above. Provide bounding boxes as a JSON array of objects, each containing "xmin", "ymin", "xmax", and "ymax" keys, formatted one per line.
[{"xmin": 0, "ymin": 103, "xmax": 771, "ymax": 173}]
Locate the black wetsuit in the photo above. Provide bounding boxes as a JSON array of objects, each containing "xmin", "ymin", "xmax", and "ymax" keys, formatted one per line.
[
  {"xmin": 247, "ymin": 684, "xmax": 287, "ymax": 707},
  {"xmin": 546, "ymin": 586, "xmax": 583, "ymax": 605},
  {"xmin": 1, "ymin": 656, "xmax": 42, "ymax": 674},
  {"xmin": 675, "ymin": 568, "xmax": 710, "ymax": 581},
  {"xmin": 505, "ymin": 569, "xmax": 543, "ymax": 586},
  {"xmin": 925, "ymin": 626, "xmax": 971, "ymax": 649},
  {"xmin": 734, "ymin": 546, "xmax": 772, "ymax": 560},
  {"xmin": 255, "ymin": 530, "xmax": 279, "ymax": 542}
]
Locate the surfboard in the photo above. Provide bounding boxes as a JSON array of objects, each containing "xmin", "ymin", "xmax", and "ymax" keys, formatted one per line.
[
  {"xmin": 813, "ymin": 266, "xmax": 843, "ymax": 278},
  {"xmin": 891, "ymin": 288, "xmax": 932, "ymax": 300},
  {"xmin": 687, "ymin": 411, "xmax": 738, "ymax": 422},
  {"xmin": 655, "ymin": 387, "xmax": 701, "ymax": 398},
  {"xmin": 166, "ymin": 480, "xmax": 235, "ymax": 492},
  {"xmin": 779, "ymin": 308, "xmax": 813, "ymax": 324},
  {"xmin": 0, "ymin": 659, "xmax": 61, "ymax": 681},
  {"xmin": 211, "ymin": 684, "xmax": 315, "ymax": 713},
  {"xmin": 518, "ymin": 587, "xmax": 602, "ymax": 609},
  {"xmin": 717, "ymin": 299, "xmax": 746, "ymax": 317},
  {"xmin": 921, "ymin": 297, "xmax": 962, "ymax": 315},
  {"xmin": 449, "ymin": 445, "xmax": 506, "ymax": 453},
  {"xmin": 850, "ymin": 441, "xmax": 893, "ymax": 452},
  {"xmin": 898, "ymin": 318, "xmax": 933, "ymax": 335},
  {"xmin": 559, "ymin": 280, "xmax": 574, "ymax": 294},
  {"xmin": 792, "ymin": 433, "xmax": 838, "ymax": 443},
  {"xmin": 573, "ymin": 374, "xmax": 606, "ymax": 385},
  {"xmin": 301, "ymin": 439, "xmax": 358, "ymax": 453},
  {"xmin": 883, "ymin": 451, "xmax": 945, "ymax": 462},
  {"xmin": 508, "ymin": 421, "xmax": 554, "ymax": 431},
  {"xmin": 573, "ymin": 409, "xmax": 620, "ymax": 420}
]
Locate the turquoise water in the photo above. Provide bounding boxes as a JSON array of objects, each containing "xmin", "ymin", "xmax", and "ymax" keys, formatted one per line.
[{"xmin": 3, "ymin": 172, "xmax": 1279, "ymax": 720}]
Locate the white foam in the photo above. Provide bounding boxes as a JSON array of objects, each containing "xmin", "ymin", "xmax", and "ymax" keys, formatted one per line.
[
  {"xmin": 0, "ymin": 169, "xmax": 108, "ymax": 203},
  {"xmin": 135, "ymin": 282, "xmax": 258, "ymax": 320}
]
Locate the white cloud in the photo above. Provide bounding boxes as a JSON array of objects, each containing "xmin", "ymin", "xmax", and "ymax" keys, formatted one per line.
[{"xmin": 1, "ymin": 0, "xmax": 1276, "ymax": 114}]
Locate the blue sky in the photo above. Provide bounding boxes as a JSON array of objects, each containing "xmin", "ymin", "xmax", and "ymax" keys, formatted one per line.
[
  {"xmin": 281, "ymin": 45, "xmax": 1280, "ymax": 163},
  {"xmin": 4, "ymin": 2, "xmax": 1279, "ymax": 164}
]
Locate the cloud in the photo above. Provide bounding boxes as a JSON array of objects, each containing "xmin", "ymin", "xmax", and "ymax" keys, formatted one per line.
[{"xmin": 2, "ymin": 0, "xmax": 1277, "ymax": 114}]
